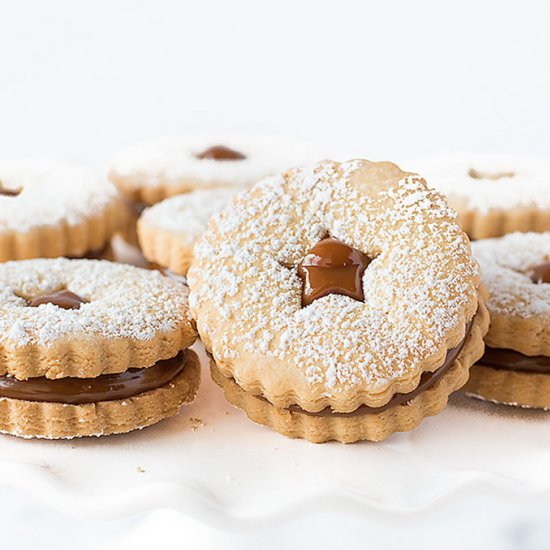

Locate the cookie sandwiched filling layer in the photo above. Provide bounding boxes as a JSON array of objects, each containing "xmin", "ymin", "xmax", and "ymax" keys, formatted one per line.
[
  {"xmin": 221, "ymin": 321, "xmax": 473, "ymax": 417},
  {"xmin": 65, "ymin": 240, "xmax": 114, "ymax": 261},
  {"xmin": 476, "ymin": 259, "xmax": 550, "ymax": 376},
  {"xmin": 0, "ymin": 350, "xmax": 192, "ymax": 405},
  {"xmin": 479, "ymin": 348, "xmax": 550, "ymax": 375}
]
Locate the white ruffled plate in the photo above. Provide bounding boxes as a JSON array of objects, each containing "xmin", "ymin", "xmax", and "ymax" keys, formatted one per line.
[{"xmin": 0, "ymin": 342, "xmax": 548, "ymax": 529}]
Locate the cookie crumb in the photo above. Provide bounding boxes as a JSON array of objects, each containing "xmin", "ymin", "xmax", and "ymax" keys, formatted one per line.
[
  {"xmin": 189, "ymin": 417, "xmax": 205, "ymax": 431},
  {"xmin": 136, "ymin": 466, "xmax": 146, "ymax": 473}
]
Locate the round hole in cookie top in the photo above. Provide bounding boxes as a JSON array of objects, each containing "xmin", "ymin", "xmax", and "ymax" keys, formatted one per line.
[
  {"xmin": 297, "ymin": 236, "xmax": 372, "ymax": 307},
  {"xmin": 194, "ymin": 145, "xmax": 247, "ymax": 161},
  {"xmin": 17, "ymin": 289, "xmax": 88, "ymax": 310},
  {"xmin": 467, "ymin": 168, "xmax": 515, "ymax": 181},
  {"xmin": 527, "ymin": 262, "xmax": 550, "ymax": 284}
]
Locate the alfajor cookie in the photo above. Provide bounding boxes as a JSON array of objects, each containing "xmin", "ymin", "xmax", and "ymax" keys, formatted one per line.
[
  {"xmin": 138, "ymin": 188, "xmax": 238, "ymax": 276},
  {"xmin": 109, "ymin": 135, "xmax": 320, "ymax": 246},
  {"xmin": 464, "ymin": 233, "xmax": 550, "ymax": 409},
  {"xmin": 412, "ymin": 152, "xmax": 550, "ymax": 239},
  {"xmin": 109, "ymin": 135, "xmax": 321, "ymax": 205},
  {"xmin": 0, "ymin": 258, "xmax": 198, "ymax": 438},
  {"xmin": 0, "ymin": 159, "xmax": 124, "ymax": 261},
  {"xmin": 188, "ymin": 159, "xmax": 489, "ymax": 443}
]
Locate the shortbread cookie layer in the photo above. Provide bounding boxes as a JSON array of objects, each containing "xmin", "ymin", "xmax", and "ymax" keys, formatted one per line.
[
  {"xmin": 464, "ymin": 363, "xmax": 550, "ymax": 410},
  {"xmin": 472, "ymin": 233, "xmax": 550, "ymax": 355},
  {"xmin": 0, "ymin": 349, "xmax": 201, "ymax": 439},
  {"xmin": 118, "ymin": 198, "xmax": 146, "ymax": 246},
  {"xmin": 211, "ymin": 300, "xmax": 488, "ymax": 443},
  {"xmin": 0, "ymin": 159, "xmax": 124, "ymax": 261},
  {"xmin": 465, "ymin": 233, "xmax": 550, "ymax": 408},
  {"xmin": 411, "ymin": 153, "xmax": 550, "ymax": 239},
  {"xmin": 109, "ymin": 135, "xmax": 321, "ymax": 204},
  {"xmin": 189, "ymin": 159, "xmax": 483, "ymax": 413},
  {"xmin": 138, "ymin": 189, "xmax": 237, "ymax": 275},
  {"xmin": 0, "ymin": 258, "xmax": 196, "ymax": 379}
]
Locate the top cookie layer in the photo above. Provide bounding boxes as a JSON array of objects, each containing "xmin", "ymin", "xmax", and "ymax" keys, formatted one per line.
[
  {"xmin": 473, "ymin": 232, "xmax": 550, "ymax": 355},
  {"xmin": 188, "ymin": 159, "xmax": 480, "ymax": 412},
  {"xmin": 0, "ymin": 159, "xmax": 123, "ymax": 260},
  {"xmin": 0, "ymin": 159, "xmax": 121, "ymax": 233},
  {"xmin": 412, "ymin": 152, "xmax": 550, "ymax": 212},
  {"xmin": 0, "ymin": 258, "xmax": 197, "ymax": 379},
  {"xmin": 140, "ymin": 188, "xmax": 238, "ymax": 245},
  {"xmin": 108, "ymin": 135, "xmax": 321, "ymax": 204}
]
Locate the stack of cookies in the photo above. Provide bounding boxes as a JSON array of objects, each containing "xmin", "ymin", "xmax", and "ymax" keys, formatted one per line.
[
  {"xmin": 464, "ymin": 233, "xmax": 550, "ymax": 409},
  {"xmin": 0, "ymin": 259, "xmax": 198, "ymax": 439},
  {"xmin": 0, "ymin": 142, "xmax": 548, "ymax": 443},
  {"xmin": 188, "ymin": 159, "xmax": 490, "ymax": 442}
]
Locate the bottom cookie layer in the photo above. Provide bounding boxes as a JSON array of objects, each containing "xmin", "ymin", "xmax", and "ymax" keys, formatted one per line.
[
  {"xmin": 0, "ymin": 350, "xmax": 201, "ymax": 439},
  {"xmin": 210, "ymin": 302, "xmax": 489, "ymax": 443},
  {"xmin": 463, "ymin": 363, "xmax": 550, "ymax": 410}
]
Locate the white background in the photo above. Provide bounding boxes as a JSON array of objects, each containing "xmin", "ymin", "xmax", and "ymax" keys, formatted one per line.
[
  {"xmin": 0, "ymin": 1, "xmax": 549, "ymax": 549},
  {"xmin": 1, "ymin": 0, "xmax": 549, "ymax": 168}
]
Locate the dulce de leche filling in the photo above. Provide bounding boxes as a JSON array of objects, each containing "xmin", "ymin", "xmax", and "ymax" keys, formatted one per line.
[
  {"xmin": 297, "ymin": 237, "xmax": 371, "ymax": 307},
  {"xmin": 0, "ymin": 351, "xmax": 189, "ymax": 405},
  {"xmin": 194, "ymin": 145, "xmax": 246, "ymax": 161},
  {"xmin": 0, "ymin": 186, "xmax": 22, "ymax": 197},
  {"xmin": 258, "ymin": 320, "xmax": 472, "ymax": 417},
  {"xmin": 480, "ymin": 347, "xmax": 550, "ymax": 374},
  {"xmin": 477, "ymin": 261, "xmax": 550, "ymax": 374},
  {"xmin": 29, "ymin": 290, "xmax": 86, "ymax": 309}
]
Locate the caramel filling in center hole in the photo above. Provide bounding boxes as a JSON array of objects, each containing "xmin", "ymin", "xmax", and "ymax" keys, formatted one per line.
[
  {"xmin": 527, "ymin": 262, "xmax": 550, "ymax": 284},
  {"xmin": 0, "ymin": 179, "xmax": 22, "ymax": 197},
  {"xmin": 195, "ymin": 145, "xmax": 246, "ymax": 161},
  {"xmin": 18, "ymin": 289, "xmax": 88, "ymax": 310},
  {"xmin": 297, "ymin": 237, "xmax": 372, "ymax": 307},
  {"xmin": 467, "ymin": 168, "xmax": 515, "ymax": 181}
]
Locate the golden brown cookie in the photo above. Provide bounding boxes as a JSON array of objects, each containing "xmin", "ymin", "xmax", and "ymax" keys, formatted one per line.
[
  {"xmin": 0, "ymin": 159, "xmax": 124, "ymax": 261},
  {"xmin": 109, "ymin": 135, "xmax": 321, "ymax": 205},
  {"xmin": 0, "ymin": 350, "xmax": 200, "ymax": 439},
  {"xmin": 211, "ymin": 299, "xmax": 487, "ymax": 442},
  {"xmin": 0, "ymin": 258, "xmax": 199, "ymax": 438},
  {"xmin": 464, "ymin": 232, "xmax": 550, "ymax": 409},
  {"xmin": 138, "ymin": 188, "xmax": 238, "ymax": 275},
  {"xmin": 411, "ymin": 153, "xmax": 550, "ymax": 239},
  {"xmin": 189, "ymin": 159, "xmax": 488, "ymax": 442}
]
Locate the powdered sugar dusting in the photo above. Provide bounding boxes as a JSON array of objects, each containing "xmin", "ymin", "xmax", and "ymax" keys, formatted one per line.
[
  {"xmin": 0, "ymin": 159, "xmax": 119, "ymax": 233},
  {"xmin": 0, "ymin": 258, "xmax": 190, "ymax": 347},
  {"xmin": 110, "ymin": 135, "xmax": 322, "ymax": 190},
  {"xmin": 473, "ymin": 232, "xmax": 550, "ymax": 319},
  {"xmin": 189, "ymin": 160, "xmax": 478, "ymax": 396},
  {"xmin": 140, "ymin": 188, "xmax": 239, "ymax": 244},
  {"xmin": 411, "ymin": 152, "xmax": 550, "ymax": 213}
]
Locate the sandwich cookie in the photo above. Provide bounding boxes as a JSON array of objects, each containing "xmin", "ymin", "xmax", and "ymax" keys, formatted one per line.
[
  {"xmin": 465, "ymin": 232, "xmax": 550, "ymax": 409},
  {"xmin": 108, "ymin": 136, "xmax": 321, "ymax": 244},
  {"xmin": 0, "ymin": 258, "xmax": 198, "ymax": 438},
  {"xmin": 0, "ymin": 159, "xmax": 124, "ymax": 261},
  {"xmin": 411, "ymin": 153, "xmax": 550, "ymax": 239},
  {"xmin": 189, "ymin": 159, "xmax": 489, "ymax": 443},
  {"xmin": 138, "ymin": 188, "xmax": 238, "ymax": 276}
]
